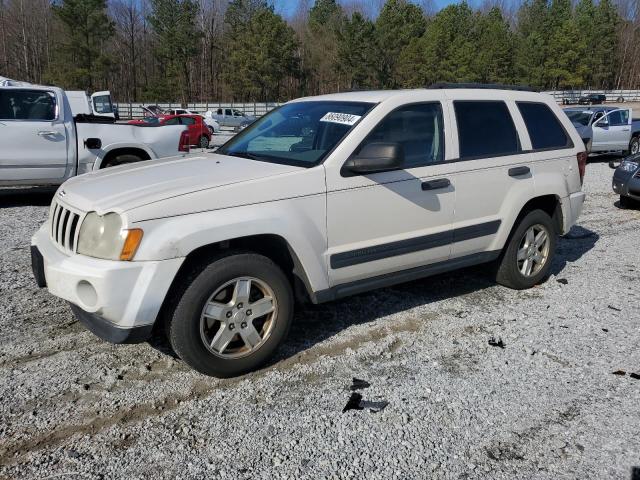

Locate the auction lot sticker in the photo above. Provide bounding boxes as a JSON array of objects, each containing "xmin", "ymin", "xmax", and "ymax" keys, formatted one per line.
[{"xmin": 320, "ymin": 112, "xmax": 362, "ymax": 126}]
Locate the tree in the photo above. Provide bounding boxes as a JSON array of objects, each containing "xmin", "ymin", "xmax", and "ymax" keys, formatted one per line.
[
  {"xmin": 48, "ymin": 0, "xmax": 114, "ymax": 90},
  {"xmin": 589, "ymin": 0, "xmax": 620, "ymax": 88},
  {"xmin": 225, "ymin": 5, "xmax": 299, "ymax": 100},
  {"xmin": 514, "ymin": 0, "xmax": 550, "ymax": 88},
  {"xmin": 472, "ymin": 8, "xmax": 515, "ymax": 84},
  {"xmin": 336, "ymin": 12, "xmax": 378, "ymax": 89},
  {"xmin": 375, "ymin": 0, "xmax": 427, "ymax": 88},
  {"xmin": 147, "ymin": 0, "xmax": 201, "ymax": 103}
]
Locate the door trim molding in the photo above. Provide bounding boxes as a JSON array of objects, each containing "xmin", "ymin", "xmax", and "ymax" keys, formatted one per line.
[
  {"xmin": 330, "ymin": 219, "xmax": 501, "ymax": 269},
  {"xmin": 316, "ymin": 250, "xmax": 501, "ymax": 303}
]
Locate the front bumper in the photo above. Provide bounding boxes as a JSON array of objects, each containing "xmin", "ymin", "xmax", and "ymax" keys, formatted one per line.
[
  {"xmin": 612, "ymin": 168, "xmax": 640, "ymax": 199},
  {"xmin": 31, "ymin": 224, "xmax": 184, "ymax": 342}
]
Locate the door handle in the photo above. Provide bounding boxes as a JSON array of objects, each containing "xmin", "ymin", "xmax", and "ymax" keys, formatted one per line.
[
  {"xmin": 37, "ymin": 131, "xmax": 57, "ymax": 136},
  {"xmin": 622, "ymin": 128, "xmax": 630, "ymax": 131},
  {"xmin": 508, "ymin": 166, "xmax": 530, "ymax": 177},
  {"xmin": 421, "ymin": 178, "xmax": 451, "ymax": 191}
]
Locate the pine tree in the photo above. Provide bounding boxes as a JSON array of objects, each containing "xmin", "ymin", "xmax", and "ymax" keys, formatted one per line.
[
  {"xmin": 336, "ymin": 12, "xmax": 377, "ymax": 89},
  {"xmin": 375, "ymin": 0, "xmax": 427, "ymax": 88},
  {"xmin": 472, "ymin": 8, "xmax": 515, "ymax": 84},
  {"xmin": 48, "ymin": 0, "xmax": 114, "ymax": 90},
  {"xmin": 515, "ymin": 0, "xmax": 549, "ymax": 88}
]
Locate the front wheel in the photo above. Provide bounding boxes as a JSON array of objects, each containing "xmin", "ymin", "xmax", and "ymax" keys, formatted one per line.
[
  {"xmin": 168, "ymin": 253, "xmax": 293, "ymax": 377},
  {"xmin": 495, "ymin": 210, "xmax": 557, "ymax": 290}
]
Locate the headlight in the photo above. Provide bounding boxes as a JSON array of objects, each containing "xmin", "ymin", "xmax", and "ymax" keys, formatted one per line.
[
  {"xmin": 77, "ymin": 212, "xmax": 143, "ymax": 261},
  {"xmin": 619, "ymin": 160, "xmax": 639, "ymax": 173}
]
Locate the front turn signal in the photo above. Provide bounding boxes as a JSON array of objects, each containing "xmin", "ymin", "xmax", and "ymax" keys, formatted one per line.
[{"xmin": 120, "ymin": 229, "xmax": 144, "ymax": 261}]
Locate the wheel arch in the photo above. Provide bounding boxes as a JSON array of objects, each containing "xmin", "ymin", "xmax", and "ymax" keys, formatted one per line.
[{"xmin": 96, "ymin": 147, "xmax": 152, "ymax": 169}]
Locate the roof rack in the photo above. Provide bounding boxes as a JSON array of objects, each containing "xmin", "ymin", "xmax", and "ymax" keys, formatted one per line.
[{"xmin": 428, "ymin": 82, "xmax": 538, "ymax": 92}]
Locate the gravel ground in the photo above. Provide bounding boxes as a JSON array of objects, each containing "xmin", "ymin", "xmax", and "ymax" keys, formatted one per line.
[{"xmin": 1, "ymin": 160, "xmax": 639, "ymax": 480}]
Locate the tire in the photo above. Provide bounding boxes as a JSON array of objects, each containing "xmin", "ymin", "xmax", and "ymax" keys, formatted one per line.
[
  {"xmin": 619, "ymin": 195, "xmax": 637, "ymax": 209},
  {"xmin": 168, "ymin": 253, "xmax": 293, "ymax": 377},
  {"xmin": 102, "ymin": 153, "xmax": 143, "ymax": 169},
  {"xmin": 495, "ymin": 209, "xmax": 557, "ymax": 290},
  {"xmin": 629, "ymin": 136, "xmax": 639, "ymax": 156},
  {"xmin": 617, "ymin": 96, "xmax": 625, "ymax": 103},
  {"xmin": 198, "ymin": 135, "xmax": 209, "ymax": 148}
]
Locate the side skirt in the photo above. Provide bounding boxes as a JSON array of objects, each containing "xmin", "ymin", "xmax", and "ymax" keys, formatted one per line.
[{"xmin": 313, "ymin": 250, "xmax": 500, "ymax": 304}]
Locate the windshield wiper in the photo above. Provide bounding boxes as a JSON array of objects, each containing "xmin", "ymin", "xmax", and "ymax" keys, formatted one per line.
[{"xmin": 224, "ymin": 151, "xmax": 265, "ymax": 161}]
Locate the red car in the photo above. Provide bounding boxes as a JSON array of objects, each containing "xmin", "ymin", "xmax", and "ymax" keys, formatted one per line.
[{"xmin": 128, "ymin": 114, "xmax": 210, "ymax": 148}]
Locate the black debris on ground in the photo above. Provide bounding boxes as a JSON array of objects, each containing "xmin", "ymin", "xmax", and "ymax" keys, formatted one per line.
[
  {"xmin": 612, "ymin": 370, "xmax": 627, "ymax": 376},
  {"xmin": 359, "ymin": 400, "xmax": 389, "ymax": 413},
  {"xmin": 343, "ymin": 392, "xmax": 363, "ymax": 413},
  {"xmin": 350, "ymin": 378, "xmax": 371, "ymax": 391},
  {"xmin": 342, "ymin": 392, "xmax": 389, "ymax": 414},
  {"xmin": 488, "ymin": 337, "xmax": 505, "ymax": 349},
  {"xmin": 630, "ymin": 373, "xmax": 640, "ymax": 380},
  {"xmin": 608, "ymin": 305, "xmax": 622, "ymax": 312},
  {"xmin": 556, "ymin": 278, "xmax": 569, "ymax": 285},
  {"xmin": 602, "ymin": 328, "xmax": 609, "ymax": 332}
]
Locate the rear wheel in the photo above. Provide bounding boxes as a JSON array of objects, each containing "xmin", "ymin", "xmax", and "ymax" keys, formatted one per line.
[
  {"xmin": 629, "ymin": 136, "xmax": 639, "ymax": 156},
  {"xmin": 168, "ymin": 253, "xmax": 293, "ymax": 377},
  {"xmin": 102, "ymin": 153, "xmax": 143, "ymax": 169},
  {"xmin": 198, "ymin": 135, "xmax": 209, "ymax": 148},
  {"xmin": 495, "ymin": 209, "xmax": 556, "ymax": 290}
]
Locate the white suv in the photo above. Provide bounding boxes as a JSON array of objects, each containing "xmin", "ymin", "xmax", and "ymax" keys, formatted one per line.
[{"xmin": 31, "ymin": 86, "xmax": 587, "ymax": 377}]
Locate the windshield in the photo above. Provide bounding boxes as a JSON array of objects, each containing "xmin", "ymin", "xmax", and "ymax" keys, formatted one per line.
[
  {"xmin": 218, "ymin": 101, "xmax": 375, "ymax": 167},
  {"xmin": 565, "ymin": 110, "xmax": 592, "ymax": 126}
]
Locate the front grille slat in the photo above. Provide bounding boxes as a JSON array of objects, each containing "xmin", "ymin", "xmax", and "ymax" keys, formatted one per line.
[{"xmin": 49, "ymin": 200, "xmax": 84, "ymax": 254}]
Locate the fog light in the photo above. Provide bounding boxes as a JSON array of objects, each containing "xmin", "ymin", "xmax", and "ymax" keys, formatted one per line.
[{"xmin": 76, "ymin": 280, "xmax": 98, "ymax": 308}]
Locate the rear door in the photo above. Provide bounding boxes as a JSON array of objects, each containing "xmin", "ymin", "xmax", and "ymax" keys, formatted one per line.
[
  {"xmin": 179, "ymin": 116, "xmax": 198, "ymax": 144},
  {"xmin": 0, "ymin": 88, "xmax": 69, "ymax": 182},
  {"xmin": 448, "ymin": 99, "xmax": 535, "ymax": 258},
  {"xmin": 592, "ymin": 109, "xmax": 632, "ymax": 151}
]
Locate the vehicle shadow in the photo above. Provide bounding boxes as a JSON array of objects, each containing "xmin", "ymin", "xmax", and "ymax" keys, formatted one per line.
[
  {"xmin": 549, "ymin": 225, "xmax": 599, "ymax": 275},
  {"xmin": 0, "ymin": 187, "xmax": 56, "ymax": 208},
  {"xmin": 148, "ymin": 224, "xmax": 600, "ymax": 372}
]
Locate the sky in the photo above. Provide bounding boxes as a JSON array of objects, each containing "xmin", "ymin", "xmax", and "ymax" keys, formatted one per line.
[{"xmin": 272, "ymin": 0, "xmax": 464, "ymax": 19}]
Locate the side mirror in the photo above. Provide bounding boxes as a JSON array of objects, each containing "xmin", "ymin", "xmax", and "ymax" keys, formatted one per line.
[
  {"xmin": 596, "ymin": 121, "xmax": 609, "ymax": 128},
  {"xmin": 342, "ymin": 142, "xmax": 404, "ymax": 176}
]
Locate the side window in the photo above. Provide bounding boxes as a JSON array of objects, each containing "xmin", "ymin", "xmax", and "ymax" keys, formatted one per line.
[
  {"xmin": 225, "ymin": 108, "xmax": 233, "ymax": 116},
  {"xmin": 216, "ymin": 108, "xmax": 222, "ymax": 115},
  {"xmin": 454, "ymin": 101, "xmax": 520, "ymax": 159},
  {"xmin": 608, "ymin": 110, "xmax": 629, "ymax": 126},
  {"xmin": 163, "ymin": 117, "xmax": 180, "ymax": 126},
  {"xmin": 357, "ymin": 103, "xmax": 444, "ymax": 168},
  {"xmin": 181, "ymin": 117, "xmax": 196, "ymax": 125},
  {"xmin": 0, "ymin": 89, "xmax": 56, "ymax": 120},
  {"xmin": 517, "ymin": 102, "xmax": 572, "ymax": 150}
]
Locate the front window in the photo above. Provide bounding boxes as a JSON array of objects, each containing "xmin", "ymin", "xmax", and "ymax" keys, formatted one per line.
[
  {"xmin": 218, "ymin": 101, "xmax": 375, "ymax": 167},
  {"xmin": 564, "ymin": 110, "xmax": 592, "ymax": 126}
]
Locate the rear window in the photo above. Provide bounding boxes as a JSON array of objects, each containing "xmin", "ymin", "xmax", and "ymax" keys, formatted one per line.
[
  {"xmin": 454, "ymin": 101, "xmax": 520, "ymax": 159},
  {"xmin": 517, "ymin": 102, "xmax": 572, "ymax": 150}
]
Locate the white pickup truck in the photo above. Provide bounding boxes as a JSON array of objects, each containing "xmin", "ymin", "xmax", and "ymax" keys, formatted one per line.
[
  {"xmin": 210, "ymin": 107, "xmax": 256, "ymax": 128},
  {"xmin": 0, "ymin": 84, "xmax": 187, "ymax": 186},
  {"xmin": 564, "ymin": 106, "xmax": 640, "ymax": 155}
]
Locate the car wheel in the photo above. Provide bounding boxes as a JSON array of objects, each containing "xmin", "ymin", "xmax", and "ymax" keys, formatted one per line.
[
  {"xmin": 198, "ymin": 135, "xmax": 209, "ymax": 148},
  {"xmin": 168, "ymin": 253, "xmax": 293, "ymax": 377},
  {"xmin": 495, "ymin": 209, "xmax": 557, "ymax": 290},
  {"xmin": 617, "ymin": 96, "xmax": 625, "ymax": 103},
  {"xmin": 629, "ymin": 136, "xmax": 639, "ymax": 156},
  {"xmin": 102, "ymin": 154, "xmax": 143, "ymax": 169}
]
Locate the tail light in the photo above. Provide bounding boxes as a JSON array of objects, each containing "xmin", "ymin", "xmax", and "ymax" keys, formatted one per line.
[
  {"xmin": 577, "ymin": 151, "xmax": 587, "ymax": 185},
  {"xmin": 178, "ymin": 130, "xmax": 190, "ymax": 153}
]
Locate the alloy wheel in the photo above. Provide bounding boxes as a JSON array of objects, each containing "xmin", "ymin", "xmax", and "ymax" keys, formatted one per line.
[{"xmin": 517, "ymin": 224, "xmax": 550, "ymax": 277}]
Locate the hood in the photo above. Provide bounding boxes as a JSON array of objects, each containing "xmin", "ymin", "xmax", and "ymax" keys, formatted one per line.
[{"xmin": 59, "ymin": 153, "xmax": 304, "ymax": 214}]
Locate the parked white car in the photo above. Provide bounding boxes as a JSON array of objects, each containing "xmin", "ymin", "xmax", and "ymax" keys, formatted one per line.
[
  {"xmin": 163, "ymin": 108, "xmax": 221, "ymax": 134},
  {"xmin": 32, "ymin": 86, "xmax": 586, "ymax": 377},
  {"xmin": 0, "ymin": 84, "xmax": 187, "ymax": 186},
  {"xmin": 564, "ymin": 106, "xmax": 640, "ymax": 155}
]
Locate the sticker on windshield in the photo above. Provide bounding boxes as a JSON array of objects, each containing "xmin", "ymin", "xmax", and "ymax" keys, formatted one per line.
[{"xmin": 320, "ymin": 112, "xmax": 362, "ymax": 126}]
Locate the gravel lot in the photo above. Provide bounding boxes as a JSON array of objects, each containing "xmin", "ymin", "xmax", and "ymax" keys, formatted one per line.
[{"xmin": 1, "ymin": 160, "xmax": 639, "ymax": 479}]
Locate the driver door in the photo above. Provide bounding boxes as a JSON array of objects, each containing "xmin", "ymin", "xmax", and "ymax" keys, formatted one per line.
[
  {"xmin": 326, "ymin": 102, "xmax": 455, "ymax": 286},
  {"xmin": 592, "ymin": 109, "xmax": 632, "ymax": 151}
]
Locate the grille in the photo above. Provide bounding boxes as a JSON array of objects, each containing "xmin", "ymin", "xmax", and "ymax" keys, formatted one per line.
[{"xmin": 50, "ymin": 200, "xmax": 83, "ymax": 254}]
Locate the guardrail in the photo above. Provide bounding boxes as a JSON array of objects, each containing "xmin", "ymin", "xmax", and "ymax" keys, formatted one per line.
[
  {"xmin": 544, "ymin": 90, "xmax": 640, "ymax": 103},
  {"xmin": 116, "ymin": 102, "xmax": 281, "ymax": 120}
]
